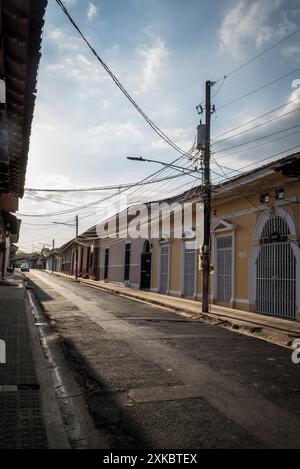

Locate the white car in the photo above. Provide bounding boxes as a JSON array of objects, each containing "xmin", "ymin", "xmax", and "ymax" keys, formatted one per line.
[{"xmin": 20, "ymin": 262, "xmax": 30, "ymax": 272}]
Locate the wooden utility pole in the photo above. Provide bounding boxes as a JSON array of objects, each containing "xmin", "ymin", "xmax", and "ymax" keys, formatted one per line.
[
  {"xmin": 52, "ymin": 239, "xmax": 55, "ymax": 274},
  {"xmin": 202, "ymin": 80, "xmax": 212, "ymax": 313},
  {"xmin": 75, "ymin": 215, "xmax": 79, "ymax": 280}
]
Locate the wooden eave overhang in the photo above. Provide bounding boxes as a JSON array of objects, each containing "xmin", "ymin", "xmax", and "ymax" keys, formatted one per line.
[{"xmin": 0, "ymin": 0, "xmax": 47, "ymax": 197}]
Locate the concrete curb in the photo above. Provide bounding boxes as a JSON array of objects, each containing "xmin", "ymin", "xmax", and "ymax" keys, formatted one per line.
[
  {"xmin": 26, "ymin": 283, "xmax": 104, "ymax": 449},
  {"xmin": 25, "ymin": 290, "xmax": 70, "ymax": 449},
  {"xmin": 48, "ymin": 271, "xmax": 300, "ymax": 349}
]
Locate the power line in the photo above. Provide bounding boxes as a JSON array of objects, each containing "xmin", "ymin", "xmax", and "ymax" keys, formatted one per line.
[
  {"xmin": 216, "ymin": 128, "xmax": 300, "ymax": 163},
  {"xmin": 214, "ymin": 123, "xmax": 300, "ymax": 155},
  {"xmin": 48, "ymin": 146, "xmax": 299, "ymax": 245},
  {"xmin": 25, "ymin": 192, "xmax": 79, "ymax": 208},
  {"xmin": 212, "ymin": 100, "xmax": 298, "ymax": 141},
  {"xmin": 24, "ymin": 168, "xmax": 197, "ymax": 193},
  {"xmin": 200, "ymin": 28, "xmax": 300, "ymax": 105},
  {"xmin": 213, "ymin": 105, "xmax": 300, "ymax": 145},
  {"xmin": 217, "ymin": 66, "xmax": 300, "ymax": 111},
  {"xmin": 78, "ymin": 147, "xmax": 293, "ymax": 244},
  {"xmin": 233, "ymin": 145, "xmax": 300, "ymax": 173},
  {"xmin": 215, "ymin": 144, "xmax": 300, "ymax": 182},
  {"xmin": 212, "ymin": 167, "xmax": 275, "ymax": 216},
  {"xmin": 22, "ymin": 151, "xmax": 198, "ymax": 223},
  {"xmin": 212, "ymin": 76, "xmax": 227, "ymax": 98},
  {"xmin": 22, "ymin": 222, "xmax": 60, "ymax": 227},
  {"xmin": 214, "ymin": 27, "xmax": 300, "ymax": 84},
  {"xmin": 46, "ymin": 152, "xmax": 300, "ymax": 248},
  {"xmin": 211, "ymin": 156, "xmax": 243, "ymax": 175},
  {"xmin": 211, "ymin": 153, "xmax": 300, "ymax": 224},
  {"xmin": 61, "ymin": 172, "xmax": 197, "ymax": 233},
  {"xmin": 18, "ymin": 169, "xmax": 197, "ymax": 217},
  {"xmin": 76, "ymin": 183, "xmax": 203, "ymax": 242},
  {"xmin": 55, "ymin": 0, "xmax": 193, "ymax": 156},
  {"xmin": 198, "ymin": 77, "xmax": 227, "ymax": 106}
]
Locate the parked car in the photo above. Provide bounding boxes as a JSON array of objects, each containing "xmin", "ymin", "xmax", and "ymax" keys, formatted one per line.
[
  {"xmin": 7, "ymin": 264, "xmax": 15, "ymax": 273},
  {"xmin": 20, "ymin": 262, "xmax": 30, "ymax": 272}
]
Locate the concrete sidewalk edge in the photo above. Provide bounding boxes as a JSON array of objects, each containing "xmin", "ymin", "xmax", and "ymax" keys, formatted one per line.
[
  {"xmin": 45, "ymin": 271, "xmax": 300, "ymax": 348},
  {"xmin": 24, "ymin": 291, "xmax": 70, "ymax": 449}
]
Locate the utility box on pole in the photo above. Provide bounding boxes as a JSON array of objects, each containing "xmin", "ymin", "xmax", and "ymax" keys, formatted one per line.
[{"xmin": 196, "ymin": 124, "xmax": 206, "ymax": 150}]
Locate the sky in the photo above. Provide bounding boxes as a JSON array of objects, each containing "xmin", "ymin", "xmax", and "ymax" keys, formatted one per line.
[{"xmin": 17, "ymin": 0, "xmax": 300, "ymax": 251}]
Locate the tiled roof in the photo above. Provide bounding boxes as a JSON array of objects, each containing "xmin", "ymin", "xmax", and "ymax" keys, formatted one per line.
[{"xmin": 0, "ymin": 0, "xmax": 47, "ymax": 197}]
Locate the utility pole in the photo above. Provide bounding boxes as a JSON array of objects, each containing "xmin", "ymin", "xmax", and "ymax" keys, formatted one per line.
[
  {"xmin": 202, "ymin": 80, "xmax": 212, "ymax": 313},
  {"xmin": 52, "ymin": 217, "xmax": 79, "ymax": 279},
  {"xmin": 75, "ymin": 215, "xmax": 79, "ymax": 280},
  {"xmin": 52, "ymin": 239, "xmax": 55, "ymax": 274}
]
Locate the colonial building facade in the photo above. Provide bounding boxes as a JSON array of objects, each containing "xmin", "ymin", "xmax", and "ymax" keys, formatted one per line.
[
  {"xmin": 151, "ymin": 153, "xmax": 300, "ymax": 321},
  {"xmin": 53, "ymin": 153, "xmax": 300, "ymax": 322}
]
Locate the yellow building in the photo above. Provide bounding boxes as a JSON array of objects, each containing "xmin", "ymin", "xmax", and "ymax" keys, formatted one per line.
[
  {"xmin": 151, "ymin": 153, "xmax": 300, "ymax": 321},
  {"xmin": 56, "ymin": 153, "xmax": 300, "ymax": 322}
]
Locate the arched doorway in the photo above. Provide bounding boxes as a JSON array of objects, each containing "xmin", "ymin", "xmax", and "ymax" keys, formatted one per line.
[
  {"xmin": 256, "ymin": 216, "xmax": 296, "ymax": 319},
  {"xmin": 140, "ymin": 240, "xmax": 152, "ymax": 290}
]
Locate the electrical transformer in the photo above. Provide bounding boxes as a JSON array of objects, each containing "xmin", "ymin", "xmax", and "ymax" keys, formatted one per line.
[{"xmin": 196, "ymin": 124, "xmax": 206, "ymax": 150}]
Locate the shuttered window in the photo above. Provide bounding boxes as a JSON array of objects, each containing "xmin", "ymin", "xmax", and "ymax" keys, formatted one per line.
[
  {"xmin": 216, "ymin": 236, "xmax": 232, "ymax": 302},
  {"xmin": 160, "ymin": 245, "xmax": 169, "ymax": 293},
  {"xmin": 104, "ymin": 248, "xmax": 109, "ymax": 280},
  {"xmin": 124, "ymin": 243, "xmax": 131, "ymax": 281},
  {"xmin": 183, "ymin": 241, "xmax": 196, "ymax": 297}
]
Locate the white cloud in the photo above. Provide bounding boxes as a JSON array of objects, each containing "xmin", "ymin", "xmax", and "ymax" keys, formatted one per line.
[
  {"xmin": 87, "ymin": 121, "xmax": 143, "ymax": 143},
  {"xmin": 281, "ymin": 45, "xmax": 300, "ymax": 62},
  {"xmin": 147, "ymin": 127, "xmax": 194, "ymax": 151},
  {"xmin": 27, "ymin": 174, "xmax": 75, "ymax": 190},
  {"xmin": 48, "ymin": 28, "xmax": 82, "ymax": 51},
  {"xmin": 46, "ymin": 53, "xmax": 108, "ymax": 85},
  {"xmin": 34, "ymin": 123, "xmax": 57, "ymax": 133},
  {"xmin": 219, "ymin": 0, "xmax": 296, "ymax": 58},
  {"xmin": 212, "ymin": 89, "xmax": 300, "ymax": 175},
  {"xmin": 278, "ymin": 86, "xmax": 300, "ymax": 115},
  {"xmin": 137, "ymin": 38, "xmax": 170, "ymax": 93},
  {"xmin": 87, "ymin": 2, "xmax": 98, "ymax": 20},
  {"xmin": 101, "ymin": 99, "xmax": 111, "ymax": 110},
  {"xmin": 290, "ymin": 85, "xmax": 300, "ymax": 104}
]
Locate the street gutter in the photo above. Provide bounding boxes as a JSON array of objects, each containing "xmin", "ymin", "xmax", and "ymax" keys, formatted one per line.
[
  {"xmin": 24, "ymin": 291, "xmax": 70, "ymax": 449},
  {"xmin": 26, "ymin": 283, "xmax": 105, "ymax": 449},
  {"xmin": 49, "ymin": 271, "xmax": 300, "ymax": 349}
]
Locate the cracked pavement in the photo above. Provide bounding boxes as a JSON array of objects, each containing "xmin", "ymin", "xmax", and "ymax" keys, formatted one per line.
[{"xmin": 26, "ymin": 270, "xmax": 300, "ymax": 449}]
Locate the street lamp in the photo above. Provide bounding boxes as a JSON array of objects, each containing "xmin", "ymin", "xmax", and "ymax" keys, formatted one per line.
[{"xmin": 126, "ymin": 156, "xmax": 198, "ymax": 178}]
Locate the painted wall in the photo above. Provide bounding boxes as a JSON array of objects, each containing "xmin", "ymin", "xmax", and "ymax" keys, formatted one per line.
[
  {"xmin": 55, "ymin": 170, "xmax": 300, "ymax": 321},
  {"xmin": 151, "ymin": 174, "xmax": 300, "ymax": 320},
  {"xmin": 99, "ymin": 237, "xmax": 146, "ymax": 288}
]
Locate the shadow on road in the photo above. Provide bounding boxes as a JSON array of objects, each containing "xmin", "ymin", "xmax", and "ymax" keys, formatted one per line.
[
  {"xmin": 26, "ymin": 276, "xmax": 54, "ymax": 302},
  {"xmin": 61, "ymin": 336, "xmax": 153, "ymax": 449},
  {"xmin": 27, "ymin": 275, "xmax": 153, "ymax": 448}
]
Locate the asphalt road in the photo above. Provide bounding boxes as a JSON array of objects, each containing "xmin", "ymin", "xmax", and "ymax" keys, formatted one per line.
[{"xmin": 26, "ymin": 271, "xmax": 300, "ymax": 449}]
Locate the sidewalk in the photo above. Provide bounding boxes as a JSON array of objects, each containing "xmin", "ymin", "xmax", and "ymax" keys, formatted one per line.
[
  {"xmin": 0, "ymin": 273, "xmax": 48, "ymax": 449},
  {"xmin": 49, "ymin": 271, "xmax": 300, "ymax": 347}
]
